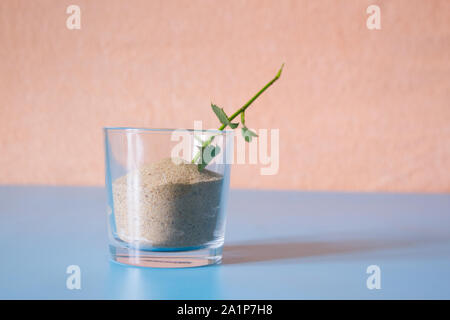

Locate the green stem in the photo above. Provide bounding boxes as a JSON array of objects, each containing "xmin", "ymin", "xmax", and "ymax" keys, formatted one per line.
[
  {"xmin": 219, "ymin": 63, "xmax": 284, "ymax": 130},
  {"xmin": 192, "ymin": 64, "xmax": 284, "ymax": 166}
]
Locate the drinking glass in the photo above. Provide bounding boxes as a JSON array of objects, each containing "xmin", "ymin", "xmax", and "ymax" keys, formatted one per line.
[{"xmin": 104, "ymin": 127, "xmax": 233, "ymax": 268}]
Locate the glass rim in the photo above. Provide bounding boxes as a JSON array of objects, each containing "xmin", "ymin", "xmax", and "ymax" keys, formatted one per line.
[{"xmin": 103, "ymin": 127, "xmax": 233, "ymax": 134}]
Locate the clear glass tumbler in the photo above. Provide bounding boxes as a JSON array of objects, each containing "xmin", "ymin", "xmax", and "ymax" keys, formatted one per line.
[{"xmin": 104, "ymin": 127, "xmax": 233, "ymax": 268}]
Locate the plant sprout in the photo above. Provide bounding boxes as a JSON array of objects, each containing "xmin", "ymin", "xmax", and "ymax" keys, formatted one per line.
[{"xmin": 193, "ymin": 64, "xmax": 284, "ymax": 170}]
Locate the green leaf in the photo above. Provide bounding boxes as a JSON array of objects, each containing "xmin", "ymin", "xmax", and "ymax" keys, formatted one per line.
[
  {"xmin": 211, "ymin": 145, "xmax": 221, "ymax": 157},
  {"xmin": 246, "ymin": 128, "xmax": 258, "ymax": 137},
  {"xmin": 211, "ymin": 104, "xmax": 239, "ymax": 129},
  {"xmin": 197, "ymin": 144, "xmax": 221, "ymax": 171},
  {"xmin": 211, "ymin": 104, "xmax": 231, "ymax": 126},
  {"xmin": 241, "ymin": 127, "xmax": 258, "ymax": 143}
]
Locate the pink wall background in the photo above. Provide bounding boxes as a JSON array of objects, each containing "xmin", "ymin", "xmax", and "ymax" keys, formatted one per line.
[{"xmin": 0, "ymin": 0, "xmax": 449, "ymax": 192}]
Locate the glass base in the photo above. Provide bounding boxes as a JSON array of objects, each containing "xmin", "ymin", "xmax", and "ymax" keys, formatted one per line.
[{"xmin": 109, "ymin": 244, "xmax": 223, "ymax": 268}]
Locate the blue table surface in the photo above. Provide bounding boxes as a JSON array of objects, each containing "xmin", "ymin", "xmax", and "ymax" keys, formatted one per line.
[{"xmin": 0, "ymin": 186, "xmax": 449, "ymax": 299}]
